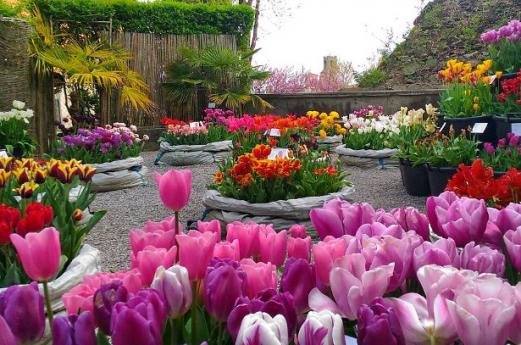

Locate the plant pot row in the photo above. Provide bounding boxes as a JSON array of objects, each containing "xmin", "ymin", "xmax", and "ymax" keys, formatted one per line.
[
  {"xmin": 399, "ymin": 159, "xmax": 455, "ymax": 196},
  {"xmin": 438, "ymin": 114, "xmax": 521, "ymax": 144}
]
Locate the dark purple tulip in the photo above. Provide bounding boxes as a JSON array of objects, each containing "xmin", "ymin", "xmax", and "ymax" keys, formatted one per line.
[
  {"xmin": 204, "ymin": 258, "xmax": 247, "ymax": 321},
  {"xmin": 52, "ymin": 311, "xmax": 96, "ymax": 345},
  {"xmin": 0, "ymin": 315, "xmax": 16, "ymax": 345},
  {"xmin": 227, "ymin": 289, "xmax": 297, "ymax": 341},
  {"xmin": 280, "ymin": 258, "xmax": 316, "ymax": 314},
  {"xmin": 357, "ymin": 298, "xmax": 405, "ymax": 345},
  {"xmin": 93, "ymin": 281, "xmax": 129, "ymax": 335},
  {"xmin": 0, "ymin": 283, "xmax": 44, "ymax": 343},
  {"xmin": 110, "ymin": 289, "xmax": 167, "ymax": 345}
]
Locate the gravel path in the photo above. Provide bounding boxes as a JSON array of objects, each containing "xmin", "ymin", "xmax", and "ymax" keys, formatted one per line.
[{"xmin": 86, "ymin": 151, "xmax": 427, "ymax": 272}]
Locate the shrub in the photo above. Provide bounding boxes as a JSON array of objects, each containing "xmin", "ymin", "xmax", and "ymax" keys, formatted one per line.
[
  {"xmin": 32, "ymin": 0, "xmax": 255, "ymax": 48},
  {"xmin": 355, "ymin": 68, "xmax": 387, "ymax": 88},
  {"xmin": 0, "ymin": 0, "xmax": 17, "ymax": 17}
]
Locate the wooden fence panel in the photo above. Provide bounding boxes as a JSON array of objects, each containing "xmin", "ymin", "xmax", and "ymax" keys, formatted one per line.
[{"xmin": 103, "ymin": 33, "xmax": 237, "ymax": 126}]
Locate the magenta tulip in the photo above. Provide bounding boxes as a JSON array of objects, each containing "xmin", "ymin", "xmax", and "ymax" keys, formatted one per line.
[
  {"xmin": 197, "ymin": 220, "xmax": 221, "ymax": 240},
  {"xmin": 280, "ymin": 258, "xmax": 316, "ymax": 314},
  {"xmin": 390, "ymin": 207, "xmax": 430, "ymax": 240},
  {"xmin": 131, "ymin": 246, "xmax": 177, "ymax": 285},
  {"xmin": 496, "ymin": 203, "xmax": 521, "ymax": 233},
  {"xmin": 289, "ymin": 224, "xmax": 307, "ymax": 238},
  {"xmin": 458, "ymin": 242, "xmax": 505, "ymax": 276},
  {"xmin": 287, "ymin": 236, "xmax": 311, "ymax": 261},
  {"xmin": 259, "ymin": 229, "xmax": 287, "ymax": 266},
  {"xmin": 357, "ymin": 298, "xmax": 405, "ymax": 345},
  {"xmin": 0, "ymin": 315, "xmax": 16, "ymax": 345},
  {"xmin": 312, "ymin": 237, "xmax": 347, "ymax": 286},
  {"xmin": 9, "ymin": 227, "xmax": 61, "ymax": 282},
  {"xmin": 310, "ymin": 207, "xmax": 344, "ymax": 240},
  {"xmin": 240, "ymin": 259, "xmax": 277, "ymax": 298},
  {"xmin": 226, "ymin": 221, "xmax": 260, "ymax": 258},
  {"xmin": 52, "ymin": 311, "xmax": 97, "ymax": 345},
  {"xmin": 426, "ymin": 192, "xmax": 488, "ymax": 246},
  {"xmin": 155, "ymin": 169, "xmax": 192, "ymax": 211},
  {"xmin": 214, "ymin": 240, "xmax": 241, "ymax": 261},
  {"xmin": 177, "ymin": 230, "xmax": 216, "ymax": 280},
  {"xmin": 93, "ymin": 281, "xmax": 129, "ymax": 335},
  {"xmin": 504, "ymin": 226, "xmax": 521, "ymax": 272},
  {"xmin": 309, "ymin": 254, "xmax": 395, "ymax": 320},
  {"xmin": 413, "ymin": 238, "xmax": 458, "ymax": 274}
]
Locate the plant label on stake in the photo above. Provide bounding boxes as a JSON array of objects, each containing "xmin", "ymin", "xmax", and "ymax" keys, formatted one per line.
[
  {"xmin": 440, "ymin": 122, "xmax": 447, "ymax": 132},
  {"xmin": 269, "ymin": 128, "xmax": 281, "ymax": 137},
  {"xmin": 512, "ymin": 123, "xmax": 521, "ymax": 136},
  {"xmin": 189, "ymin": 122, "xmax": 203, "ymax": 129},
  {"xmin": 207, "ymin": 102, "xmax": 216, "ymax": 109},
  {"xmin": 472, "ymin": 123, "xmax": 488, "ymax": 134},
  {"xmin": 0, "ymin": 150, "xmax": 7, "ymax": 158}
]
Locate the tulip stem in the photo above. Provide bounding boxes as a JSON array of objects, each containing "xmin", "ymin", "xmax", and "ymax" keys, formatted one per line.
[
  {"xmin": 175, "ymin": 211, "xmax": 181, "ymax": 235},
  {"xmin": 191, "ymin": 282, "xmax": 197, "ymax": 345},
  {"xmin": 43, "ymin": 280, "xmax": 54, "ymax": 327}
]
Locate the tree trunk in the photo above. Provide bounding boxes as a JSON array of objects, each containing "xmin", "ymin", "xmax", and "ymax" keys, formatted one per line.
[{"xmin": 250, "ymin": 0, "xmax": 261, "ymax": 51}]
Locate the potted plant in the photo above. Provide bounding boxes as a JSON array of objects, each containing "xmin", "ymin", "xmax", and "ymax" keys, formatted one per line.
[
  {"xmin": 424, "ymin": 130, "xmax": 479, "ymax": 195},
  {"xmin": 480, "ymin": 133, "xmax": 521, "ymax": 176},
  {"xmin": 51, "ymin": 123, "xmax": 149, "ymax": 192},
  {"xmin": 481, "ymin": 20, "xmax": 521, "ymax": 75},
  {"xmin": 438, "ymin": 59, "xmax": 500, "ymax": 143},
  {"xmin": 493, "ymin": 71, "xmax": 521, "ymax": 139}
]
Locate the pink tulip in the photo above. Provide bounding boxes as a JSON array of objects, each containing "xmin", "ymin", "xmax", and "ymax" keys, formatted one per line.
[
  {"xmin": 287, "ymin": 236, "xmax": 311, "ymax": 261},
  {"xmin": 259, "ymin": 229, "xmax": 287, "ymax": 267},
  {"xmin": 155, "ymin": 170, "xmax": 192, "ymax": 211},
  {"xmin": 197, "ymin": 220, "xmax": 221, "ymax": 241},
  {"xmin": 413, "ymin": 238, "xmax": 458, "ymax": 274},
  {"xmin": 310, "ymin": 208, "xmax": 344, "ymax": 240},
  {"xmin": 446, "ymin": 276, "xmax": 516, "ymax": 345},
  {"xmin": 426, "ymin": 192, "xmax": 488, "ymax": 246},
  {"xmin": 312, "ymin": 237, "xmax": 348, "ymax": 286},
  {"xmin": 240, "ymin": 259, "xmax": 277, "ymax": 298},
  {"xmin": 289, "ymin": 224, "xmax": 307, "ymax": 238},
  {"xmin": 510, "ymin": 283, "xmax": 521, "ymax": 343},
  {"xmin": 390, "ymin": 207, "xmax": 430, "ymax": 241},
  {"xmin": 214, "ymin": 240, "xmax": 241, "ymax": 261},
  {"xmin": 390, "ymin": 293, "xmax": 457, "ymax": 345},
  {"xmin": 309, "ymin": 254, "xmax": 394, "ymax": 320},
  {"xmin": 9, "ymin": 227, "xmax": 61, "ymax": 282},
  {"xmin": 458, "ymin": 242, "xmax": 505, "ymax": 276},
  {"xmin": 129, "ymin": 228, "xmax": 176, "ymax": 256},
  {"xmin": 226, "ymin": 222, "xmax": 260, "ymax": 258},
  {"xmin": 141, "ymin": 216, "xmax": 178, "ymax": 233},
  {"xmin": 504, "ymin": 226, "xmax": 521, "ymax": 272},
  {"xmin": 177, "ymin": 230, "xmax": 216, "ymax": 280},
  {"xmin": 356, "ymin": 222, "xmax": 405, "ymax": 239},
  {"xmin": 496, "ymin": 203, "xmax": 521, "ymax": 233},
  {"xmin": 337, "ymin": 201, "xmax": 376, "ymax": 235},
  {"xmin": 131, "ymin": 246, "xmax": 177, "ymax": 286}
]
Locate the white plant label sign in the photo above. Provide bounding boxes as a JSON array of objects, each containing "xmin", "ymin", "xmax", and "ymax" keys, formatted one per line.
[
  {"xmin": 0, "ymin": 150, "xmax": 7, "ymax": 158},
  {"xmin": 268, "ymin": 147, "xmax": 290, "ymax": 160},
  {"xmin": 265, "ymin": 128, "xmax": 281, "ymax": 137},
  {"xmin": 189, "ymin": 121, "xmax": 203, "ymax": 128},
  {"xmin": 472, "ymin": 122, "xmax": 488, "ymax": 134},
  {"xmin": 512, "ymin": 123, "xmax": 521, "ymax": 136},
  {"xmin": 439, "ymin": 122, "xmax": 447, "ymax": 132}
]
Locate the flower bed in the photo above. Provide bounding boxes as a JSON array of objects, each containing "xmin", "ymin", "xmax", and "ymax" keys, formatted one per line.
[
  {"xmin": 52, "ymin": 123, "xmax": 149, "ymax": 192},
  {"xmin": 156, "ymin": 115, "xmax": 233, "ymax": 166},
  {"xmin": 306, "ymin": 110, "xmax": 345, "ymax": 151},
  {"xmin": 0, "ymin": 100, "xmax": 36, "ymax": 157}
]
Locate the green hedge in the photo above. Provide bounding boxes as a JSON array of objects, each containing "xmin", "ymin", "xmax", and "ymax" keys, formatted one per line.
[{"xmin": 33, "ymin": 0, "xmax": 254, "ymax": 48}]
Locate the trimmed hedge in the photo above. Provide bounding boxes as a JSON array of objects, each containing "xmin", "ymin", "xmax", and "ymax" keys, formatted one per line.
[{"xmin": 33, "ymin": 0, "xmax": 255, "ymax": 48}]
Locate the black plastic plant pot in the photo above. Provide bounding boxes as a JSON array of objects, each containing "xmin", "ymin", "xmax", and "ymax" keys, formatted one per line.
[
  {"xmin": 427, "ymin": 165, "xmax": 458, "ymax": 196},
  {"xmin": 493, "ymin": 115, "xmax": 521, "ymax": 143},
  {"xmin": 439, "ymin": 115, "xmax": 496, "ymax": 144},
  {"xmin": 400, "ymin": 159, "xmax": 431, "ymax": 196},
  {"xmin": 494, "ymin": 171, "xmax": 507, "ymax": 179}
]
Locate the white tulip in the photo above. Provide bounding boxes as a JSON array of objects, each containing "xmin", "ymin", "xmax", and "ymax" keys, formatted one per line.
[
  {"xmin": 235, "ymin": 312, "xmax": 289, "ymax": 345},
  {"xmin": 12, "ymin": 100, "xmax": 25, "ymax": 110},
  {"xmin": 298, "ymin": 310, "xmax": 346, "ymax": 345}
]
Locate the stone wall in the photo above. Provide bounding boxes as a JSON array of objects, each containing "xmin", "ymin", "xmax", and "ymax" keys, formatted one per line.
[
  {"xmin": 249, "ymin": 89, "xmax": 442, "ymax": 115},
  {"xmin": 0, "ymin": 18, "xmax": 32, "ymax": 111}
]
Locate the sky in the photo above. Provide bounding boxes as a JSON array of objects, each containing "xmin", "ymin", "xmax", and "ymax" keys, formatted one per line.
[{"xmin": 253, "ymin": 0, "xmax": 431, "ymax": 73}]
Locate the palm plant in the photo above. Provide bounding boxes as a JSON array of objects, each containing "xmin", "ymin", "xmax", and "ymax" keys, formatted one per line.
[
  {"xmin": 29, "ymin": 8, "xmax": 154, "ymax": 116},
  {"xmin": 164, "ymin": 46, "xmax": 271, "ymax": 113}
]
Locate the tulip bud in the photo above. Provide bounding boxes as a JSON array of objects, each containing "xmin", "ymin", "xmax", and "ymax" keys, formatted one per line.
[
  {"xmin": 280, "ymin": 258, "xmax": 315, "ymax": 314},
  {"xmin": 0, "ymin": 170, "xmax": 11, "ymax": 188},
  {"xmin": 18, "ymin": 181, "xmax": 38, "ymax": 198},
  {"xmin": 14, "ymin": 168, "xmax": 30, "ymax": 184},
  {"xmin": 151, "ymin": 265, "xmax": 192, "ymax": 319},
  {"xmin": 33, "ymin": 168, "xmax": 48, "ymax": 184},
  {"xmin": 357, "ymin": 298, "xmax": 405, "ymax": 345},
  {"xmin": 52, "ymin": 311, "xmax": 96, "ymax": 345},
  {"xmin": 72, "ymin": 209, "xmax": 84, "ymax": 222},
  {"xmin": 0, "ymin": 315, "xmax": 16, "ymax": 345},
  {"xmin": 298, "ymin": 310, "xmax": 345, "ymax": 345},
  {"xmin": 235, "ymin": 312, "xmax": 288, "ymax": 345},
  {"xmin": 458, "ymin": 242, "xmax": 505, "ymax": 276},
  {"xmin": 93, "ymin": 281, "xmax": 129, "ymax": 335}
]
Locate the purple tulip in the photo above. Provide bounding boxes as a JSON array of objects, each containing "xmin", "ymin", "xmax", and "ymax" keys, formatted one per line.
[
  {"xmin": 280, "ymin": 258, "xmax": 316, "ymax": 314},
  {"xmin": 227, "ymin": 289, "xmax": 297, "ymax": 341},
  {"xmin": 110, "ymin": 289, "xmax": 167, "ymax": 345},
  {"xmin": 0, "ymin": 283, "xmax": 45, "ymax": 343},
  {"xmin": 371, "ymin": 236, "xmax": 415, "ymax": 292},
  {"xmin": 297, "ymin": 310, "xmax": 345, "ymax": 345},
  {"xmin": 0, "ymin": 315, "xmax": 16, "ymax": 345},
  {"xmin": 357, "ymin": 298, "xmax": 405, "ymax": 345},
  {"xmin": 390, "ymin": 207, "xmax": 430, "ymax": 241},
  {"xmin": 426, "ymin": 192, "xmax": 488, "ymax": 246},
  {"xmin": 483, "ymin": 142, "xmax": 495, "ymax": 154},
  {"xmin": 356, "ymin": 222, "xmax": 405, "ymax": 239},
  {"xmin": 481, "ymin": 29, "xmax": 498, "ymax": 43},
  {"xmin": 495, "ymin": 203, "xmax": 521, "ymax": 233},
  {"xmin": 413, "ymin": 238, "xmax": 458, "ymax": 274},
  {"xmin": 504, "ymin": 226, "xmax": 521, "ymax": 272},
  {"xmin": 310, "ymin": 208, "xmax": 344, "ymax": 240},
  {"xmin": 458, "ymin": 242, "xmax": 505, "ymax": 276},
  {"xmin": 93, "ymin": 281, "xmax": 129, "ymax": 335},
  {"xmin": 52, "ymin": 311, "xmax": 97, "ymax": 345},
  {"xmin": 204, "ymin": 259, "xmax": 247, "ymax": 321}
]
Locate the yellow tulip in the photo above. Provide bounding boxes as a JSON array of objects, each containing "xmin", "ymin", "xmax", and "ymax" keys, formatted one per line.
[
  {"xmin": 319, "ymin": 129, "xmax": 327, "ymax": 138},
  {"xmin": 496, "ymin": 71, "xmax": 503, "ymax": 79},
  {"xmin": 473, "ymin": 103, "xmax": 480, "ymax": 112}
]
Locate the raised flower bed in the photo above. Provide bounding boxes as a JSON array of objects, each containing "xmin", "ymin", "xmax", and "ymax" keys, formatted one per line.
[
  {"xmin": 0, "ymin": 157, "xmax": 104, "ymax": 311},
  {"xmin": 0, "ymin": 100, "xmax": 36, "ymax": 157},
  {"xmin": 203, "ymin": 144, "xmax": 353, "ymax": 229},
  {"xmin": 52, "ymin": 123, "xmax": 148, "ymax": 192},
  {"xmin": 306, "ymin": 110, "xmax": 345, "ymax": 151}
]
